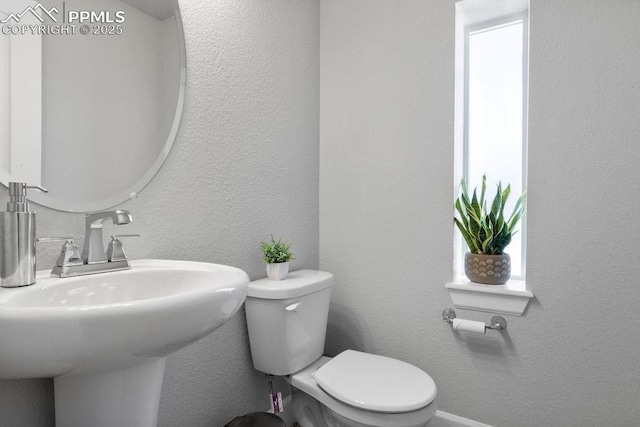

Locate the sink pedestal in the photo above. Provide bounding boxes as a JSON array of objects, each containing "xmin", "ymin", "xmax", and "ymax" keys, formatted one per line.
[{"xmin": 54, "ymin": 358, "xmax": 166, "ymax": 427}]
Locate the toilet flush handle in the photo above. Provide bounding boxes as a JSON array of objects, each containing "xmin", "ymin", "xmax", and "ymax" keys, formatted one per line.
[{"xmin": 285, "ymin": 302, "xmax": 301, "ymax": 312}]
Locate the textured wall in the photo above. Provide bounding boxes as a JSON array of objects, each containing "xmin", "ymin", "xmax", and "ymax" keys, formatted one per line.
[
  {"xmin": 320, "ymin": 1, "xmax": 640, "ymax": 426},
  {"xmin": 0, "ymin": 0, "xmax": 320, "ymax": 425}
]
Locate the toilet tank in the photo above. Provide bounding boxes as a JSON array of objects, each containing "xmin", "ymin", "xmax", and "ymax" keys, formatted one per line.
[{"xmin": 245, "ymin": 270, "xmax": 333, "ymax": 376}]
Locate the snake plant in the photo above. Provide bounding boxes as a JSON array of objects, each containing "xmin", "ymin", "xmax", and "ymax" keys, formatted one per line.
[{"xmin": 454, "ymin": 175, "xmax": 526, "ymax": 255}]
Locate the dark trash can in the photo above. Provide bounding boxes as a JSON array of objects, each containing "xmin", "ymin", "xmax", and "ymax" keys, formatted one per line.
[{"xmin": 225, "ymin": 412, "xmax": 286, "ymax": 427}]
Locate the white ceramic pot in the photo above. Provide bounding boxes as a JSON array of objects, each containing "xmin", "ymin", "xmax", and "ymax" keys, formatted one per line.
[{"xmin": 266, "ymin": 262, "xmax": 289, "ymax": 280}]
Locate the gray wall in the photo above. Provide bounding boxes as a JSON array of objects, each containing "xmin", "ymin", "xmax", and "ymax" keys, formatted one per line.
[
  {"xmin": 0, "ymin": 0, "xmax": 320, "ymax": 425},
  {"xmin": 3, "ymin": 1, "xmax": 640, "ymax": 426},
  {"xmin": 320, "ymin": 1, "xmax": 640, "ymax": 426}
]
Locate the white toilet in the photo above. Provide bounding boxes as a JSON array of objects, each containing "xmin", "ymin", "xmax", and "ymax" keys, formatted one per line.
[{"xmin": 245, "ymin": 270, "xmax": 437, "ymax": 427}]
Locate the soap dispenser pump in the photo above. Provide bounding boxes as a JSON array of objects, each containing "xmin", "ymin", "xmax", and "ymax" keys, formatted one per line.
[{"xmin": 0, "ymin": 182, "xmax": 47, "ymax": 287}]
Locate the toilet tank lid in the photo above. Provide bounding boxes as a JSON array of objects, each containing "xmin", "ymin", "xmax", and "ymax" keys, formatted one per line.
[
  {"xmin": 313, "ymin": 350, "xmax": 437, "ymax": 413},
  {"xmin": 247, "ymin": 270, "xmax": 333, "ymax": 299}
]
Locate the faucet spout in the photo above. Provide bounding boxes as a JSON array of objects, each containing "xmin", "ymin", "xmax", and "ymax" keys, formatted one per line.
[
  {"xmin": 87, "ymin": 210, "xmax": 132, "ymax": 227},
  {"xmin": 82, "ymin": 210, "xmax": 132, "ymax": 264}
]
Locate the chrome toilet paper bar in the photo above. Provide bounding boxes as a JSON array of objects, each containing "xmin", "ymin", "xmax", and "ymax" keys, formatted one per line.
[{"xmin": 442, "ymin": 308, "xmax": 507, "ymax": 331}]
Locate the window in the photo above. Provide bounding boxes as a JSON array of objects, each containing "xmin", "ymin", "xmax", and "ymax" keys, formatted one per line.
[
  {"xmin": 448, "ymin": 0, "xmax": 532, "ymax": 316},
  {"xmin": 454, "ymin": 0, "xmax": 528, "ymax": 281}
]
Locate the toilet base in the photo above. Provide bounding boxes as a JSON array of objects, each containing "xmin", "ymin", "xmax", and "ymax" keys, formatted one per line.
[
  {"xmin": 292, "ymin": 389, "xmax": 334, "ymax": 426},
  {"xmin": 288, "ymin": 357, "xmax": 435, "ymax": 427},
  {"xmin": 292, "ymin": 389, "xmax": 433, "ymax": 427}
]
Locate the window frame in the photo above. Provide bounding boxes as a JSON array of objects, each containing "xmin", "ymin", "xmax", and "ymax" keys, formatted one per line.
[
  {"xmin": 447, "ymin": 0, "xmax": 533, "ymax": 316},
  {"xmin": 457, "ymin": 11, "xmax": 529, "ymax": 281}
]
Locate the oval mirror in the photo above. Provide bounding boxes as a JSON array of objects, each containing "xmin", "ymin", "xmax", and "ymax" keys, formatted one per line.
[{"xmin": 0, "ymin": 0, "xmax": 185, "ymax": 212}]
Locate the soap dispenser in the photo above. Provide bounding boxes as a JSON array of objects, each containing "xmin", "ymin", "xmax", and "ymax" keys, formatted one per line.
[{"xmin": 0, "ymin": 182, "xmax": 47, "ymax": 287}]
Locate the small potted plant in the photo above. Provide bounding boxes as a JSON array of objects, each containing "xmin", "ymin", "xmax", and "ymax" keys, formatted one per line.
[
  {"xmin": 454, "ymin": 175, "xmax": 526, "ymax": 284},
  {"xmin": 261, "ymin": 236, "xmax": 295, "ymax": 280}
]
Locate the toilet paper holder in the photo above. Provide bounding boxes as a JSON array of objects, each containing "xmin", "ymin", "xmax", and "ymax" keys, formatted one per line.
[{"xmin": 442, "ymin": 308, "xmax": 507, "ymax": 331}]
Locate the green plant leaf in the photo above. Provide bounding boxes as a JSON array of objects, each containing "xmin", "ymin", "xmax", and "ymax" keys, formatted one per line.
[
  {"xmin": 453, "ymin": 175, "xmax": 526, "ymax": 255},
  {"xmin": 501, "ymin": 184, "xmax": 511, "ymax": 213},
  {"xmin": 467, "ymin": 208, "xmax": 482, "ymax": 240},
  {"xmin": 494, "ymin": 214, "xmax": 505, "ymax": 236},
  {"xmin": 507, "ymin": 208, "xmax": 524, "ymax": 233},
  {"xmin": 455, "ymin": 218, "xmax": 479, "ymax": 253},
  {"xmin": 260, "ymin": 235, "xmax": 295, "ymax": 264},
  {"xmin": 479, "ymin": 175, "xmax": 487, "ymax": 210},
  {"xmin": 492, "ymin": 231, "xmax": 512, "ymax": 255},
  {"xmin": 490, "ymin": 182, "xmax": 502, "ymax": 217},
  {"xmin": 461, "ymin": 178, "xmax": 469, "ymax": 199},
  {"xmin": 507, "ymin": 192, "xmax": 526, "ymax": 232},
  {"xmin": 481, "ymin": 226, "xmax": 493, "ymax": 253},
  {"xmin": 455, "ymin": 199, "xmax": 469, "ymax": 231}
]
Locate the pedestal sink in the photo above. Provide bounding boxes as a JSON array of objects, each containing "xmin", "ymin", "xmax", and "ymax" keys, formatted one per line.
[{"xmin": 0, "ymin": 259, "xmax": 249, "ymax": 427}]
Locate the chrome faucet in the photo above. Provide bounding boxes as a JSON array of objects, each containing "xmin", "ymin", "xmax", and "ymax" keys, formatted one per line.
[
  {"xmin": 82, "ymin": 210, "xmax": 132, "ymax": 264},
  {"xmin": 50, "ymin": 210, "xmax": 136, "ymax": 278}
]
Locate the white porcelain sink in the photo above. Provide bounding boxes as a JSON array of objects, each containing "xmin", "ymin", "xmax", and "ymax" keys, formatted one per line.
[{"xmin": 0, "ymin": 259, "xmax": 249, "ymax": 427}]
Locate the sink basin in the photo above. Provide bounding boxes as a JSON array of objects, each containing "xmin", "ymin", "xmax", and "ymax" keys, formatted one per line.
[{"xmin": 0, "ymin": 259, "xmax": 249, "ymax": 427}]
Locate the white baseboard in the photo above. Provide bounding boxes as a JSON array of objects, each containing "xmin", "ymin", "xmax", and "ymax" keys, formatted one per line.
[{"xmin": 429, "ymin": 410, "xmax": 494, "ymax": 427}]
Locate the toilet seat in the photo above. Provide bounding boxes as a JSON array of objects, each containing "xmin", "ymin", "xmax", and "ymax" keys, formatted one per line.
[
  {"xmin": 313, "ymin": 350, "xmax": 437, "ymax": 413},
  {"xmin": 290, "ymin": 356, "xmax": 437, "ymax": 427}
]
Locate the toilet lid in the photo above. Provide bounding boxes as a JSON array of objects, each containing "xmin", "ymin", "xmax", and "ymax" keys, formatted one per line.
[{"xmin": 313, "ymin": 350, "xmax": 437, "ymax": 413}]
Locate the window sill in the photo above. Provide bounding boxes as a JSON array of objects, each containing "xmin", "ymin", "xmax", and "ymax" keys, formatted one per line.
[{"xmin": 445, "ymin": 278, "xmax": 533, "ymax": 316}]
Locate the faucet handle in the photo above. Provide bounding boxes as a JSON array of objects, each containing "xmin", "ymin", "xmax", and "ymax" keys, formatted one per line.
[
  {"xmin": 107, "ymin": 234, "xmax": 140, "ymax": 262},
  {"xmin": 37, "ymin": 237, "xmax": 83, "ymax": 267}
]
